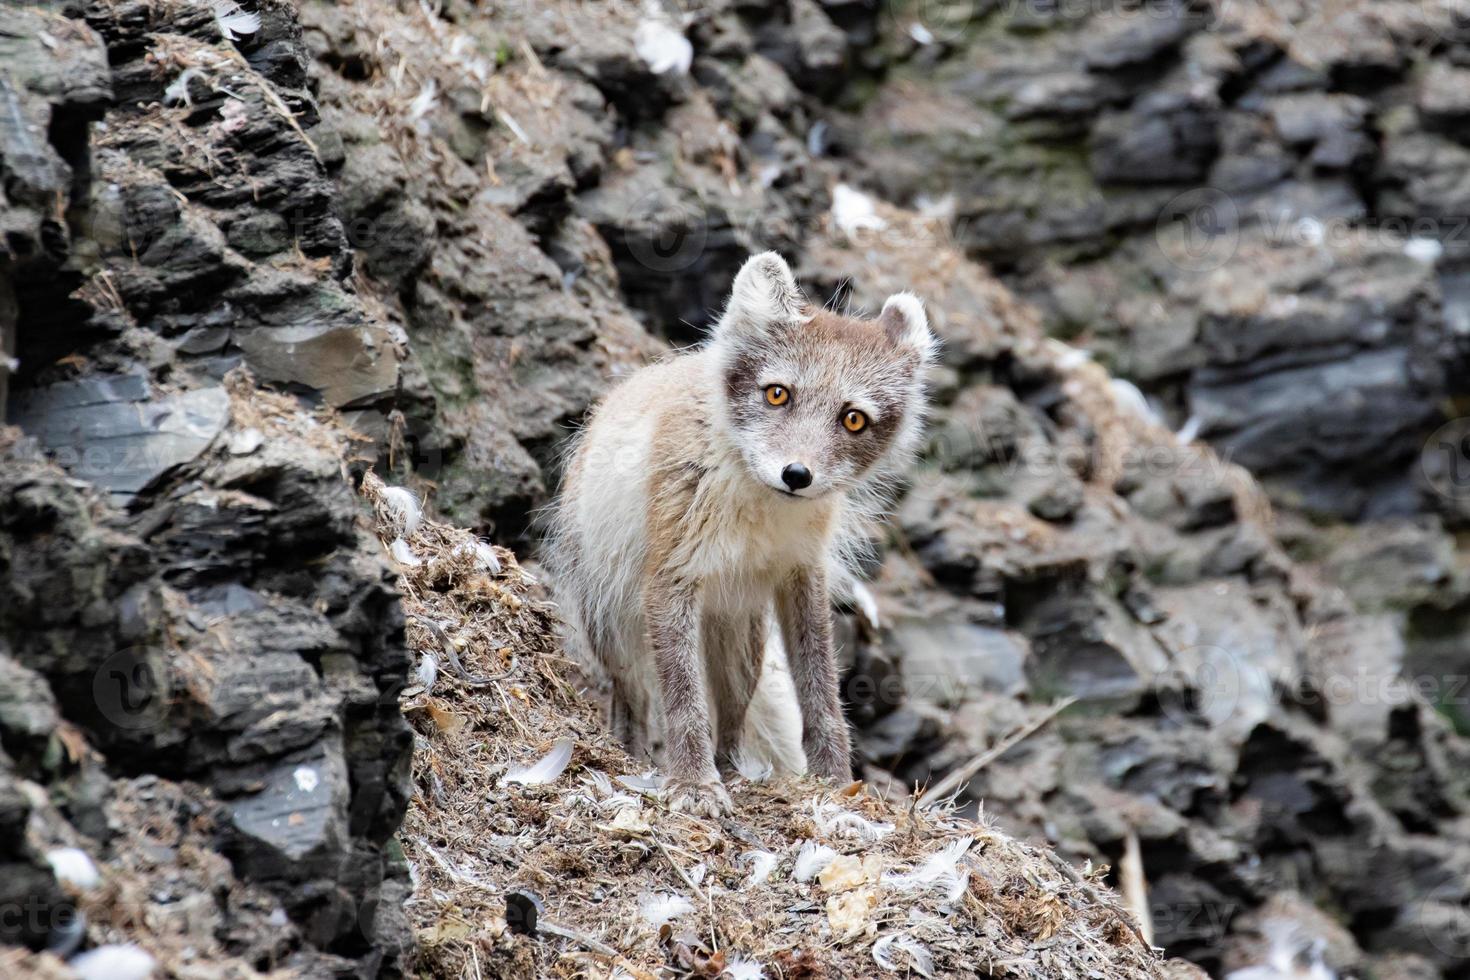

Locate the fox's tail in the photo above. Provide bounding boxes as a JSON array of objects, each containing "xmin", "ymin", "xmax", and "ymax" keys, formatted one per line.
[{"xmin": 739, "ymin": 626, "xmax": 808, "ymax": 776}]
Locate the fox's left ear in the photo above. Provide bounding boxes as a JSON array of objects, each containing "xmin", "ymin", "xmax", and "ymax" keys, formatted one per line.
[
  {"xmin": 717, "ymin": 252, "xmax": 805, "ymax": 344},
  {"xmin": 880, "ymin": 292, "xmax": 938, "ymax": 363}
]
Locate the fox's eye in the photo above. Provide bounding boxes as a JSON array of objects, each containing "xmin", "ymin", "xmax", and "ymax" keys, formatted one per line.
[
  {"xmin": 765, "ymin": 385, "xmax": 790, "ymax": 407},
  {"xmin": 842, "ymin": 409, "xmax": 868, "ymax": 433}
]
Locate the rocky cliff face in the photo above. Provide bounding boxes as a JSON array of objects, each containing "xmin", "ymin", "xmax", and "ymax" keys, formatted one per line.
[{"xmin": 2, "ymin": 0, "xmax": 1469, "ymax": 977}]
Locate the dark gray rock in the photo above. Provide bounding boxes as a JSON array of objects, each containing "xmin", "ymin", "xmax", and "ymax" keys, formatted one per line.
[{"xmin": 10, "ymin": 377, "xmax": 228, "ymax": 503}]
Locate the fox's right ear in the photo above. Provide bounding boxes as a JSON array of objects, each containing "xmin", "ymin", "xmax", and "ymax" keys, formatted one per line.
[{"xmin": 716, "ymin": 252, "xmax": 804, "ymax": 344}]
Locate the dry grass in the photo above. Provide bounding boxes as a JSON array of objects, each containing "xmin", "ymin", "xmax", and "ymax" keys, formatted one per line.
[{"xmin": 360, "ymin": 476, "xmax": 1169, "ymax": 979}]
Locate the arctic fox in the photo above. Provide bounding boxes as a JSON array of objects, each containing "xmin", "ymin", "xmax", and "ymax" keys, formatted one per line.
[{"xmin": 547, "ymin": 252, "xmax": 936, "ymax": 816}]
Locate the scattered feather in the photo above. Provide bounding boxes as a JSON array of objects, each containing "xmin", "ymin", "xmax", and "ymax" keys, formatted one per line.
[
  {"xmin": 70, "ymin": 944, "xmax": 157, "ymax": 980},
  {"xmin": 1049, "ymin": 340, "xmax": 1093, "ymax": 371},
  {"xmin": 378, "ymin": 485, "xmax": 423, "ymax": 538},
  {"xmin": 739, "ymin": 850, "xmax": 780, "ymax": 889},
  {"xmin": 163, "ymin": 68, "xmax": 205, "ymax": 107},
  {"xmin": 415, "ymin": 652, "xmax": 439, "ymax": 692},
  {"xmin": 908, "ymin": 22, "xmax": 936, "ymax": 45},
  {"xmin": 45, "ymin": 847, "xmax": 100, "ymax": 891},
  {"xmin": 832, "ymin": 183, "xmax": 888, "ymax": 238},
  {"xmin": 812, "ymin": 801, "xmax": 894, "ymax": 840},
  {"xmin": 500, "ymin": 737, "xmax": 574, "ymax": 787},
  {"xmin": 724, "ymin": 956, "xmax": 766, "ymax": 980},
  {"xmin": 210, "ymin": 0, "xmax": 260, "ymax": 41},
  {"xmin": 454, "ymin": 539, "xmax": 501, "ymax": 574},
  {"xmin": 1405, "ymin": 237, "xmax": 1443, "ymax": 264},
  {"xmin": 1175, "ymin": 414, "xmax": 1203, "ymax": 445},
  {"xmin": 409, "ymin": 80, "xmax": 439, "ymax": 121},
  {"xmin": 793, "ymin": 841, "xmax": 837, "ymax": 882},
  {"xmin": 617, "ymin": 770, "xmax": 665, "ymax": 794},
  {"xmin": 634, "ymin": 19, "xmax": 693, "ymax": 75},
  {"xmin": 389, "ymin": 538, "xmax": 422, "ymax": 567},
  {"xmin": 807, "ymin": 120, "xmax": 829, "ymax": 157},
  {"xmin": 874, "ymin": 935, "xmax": 936, "ymax": 977},
  {"xmin": 1109, "ymin": 379, "xmax": 1162, "ymax": 427},
  {"xmin": 637, "ymin": 892, "xmax": 693, "ymax": 927},
  {"xmin": 883, "ymin": 837, "xmax": 973, "ymax": 893}
]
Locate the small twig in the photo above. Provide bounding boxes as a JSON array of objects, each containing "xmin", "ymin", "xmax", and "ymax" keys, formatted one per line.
[
  {"xmin": 654, "ymin": 836, "xmax": 710, "ymax": 907},
  {"xmin": 411, "ymin": 616, "xmax": 516, "ymax": 686},
  {"xmin": 917, "ymin": 697, "xmax": 1077, "ymax": 810},
  {"xmin": 1119, "ymin": 830, "xmax": 1154, "ymax": 947},
  {"xmin": 1046, "ymin": 852, "xmax": 1152, "ymax": 951},
  {"xmin": 540, "ymin": 919, "xmax": 618, "ymax": 958}
]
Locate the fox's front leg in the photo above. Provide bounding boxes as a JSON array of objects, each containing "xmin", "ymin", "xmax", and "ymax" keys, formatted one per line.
[
  {"xmin": 646, "ymin": 577, "xmax": 732, "ymax": 817},
  {"xmin": 777, "ymin": 566, "xmax": 852, "ymax": 781}
]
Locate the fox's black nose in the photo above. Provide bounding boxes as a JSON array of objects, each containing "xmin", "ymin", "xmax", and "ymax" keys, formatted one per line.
[{"xmin": 781, "ymin": 463, "xmax": 812, "ymax": 491}]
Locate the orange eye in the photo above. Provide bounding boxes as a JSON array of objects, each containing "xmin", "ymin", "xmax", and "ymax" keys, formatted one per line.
[
  {"xmin": 842, "ymin": 409, "xmax": 868, "ymax": 433},
  {"xmin": 765, "ymin": 385, "xmax": 790, "ymax": 407}
]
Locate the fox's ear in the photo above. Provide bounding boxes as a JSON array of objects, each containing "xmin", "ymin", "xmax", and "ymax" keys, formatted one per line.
[
  {"xmin": 717, "ymin": 252, "xmax": 804, "ymax": 343},
  {"xmin": 880, "ymin": 292, "xmax": 938, "ymax": 363}
]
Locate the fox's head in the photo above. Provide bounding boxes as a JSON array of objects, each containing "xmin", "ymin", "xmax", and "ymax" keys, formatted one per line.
[{"xmin": 710, "ymin": 252, "xmax": 937, "ymax": 501}]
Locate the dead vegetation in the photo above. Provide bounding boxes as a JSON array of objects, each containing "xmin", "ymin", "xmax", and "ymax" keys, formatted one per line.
[{"xmin": 359, "ymin": 476, "xmax": 1173, "ymax": 979}]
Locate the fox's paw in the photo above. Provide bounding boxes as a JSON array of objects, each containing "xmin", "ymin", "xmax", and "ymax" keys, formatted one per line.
[{"xmin": 666, "ymin": 776, "xmax": 733, "ymax": 818}]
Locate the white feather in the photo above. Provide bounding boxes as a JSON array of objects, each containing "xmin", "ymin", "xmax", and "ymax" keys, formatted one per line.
[
  {"xmin": 408, "ymin": 80, "xmax": 439, "ymax": 121},
  {"xmin": 377, "ymin": 486, "xmax": 422, "ymax": 538},
  {"xmin": 415, "ymin": 652, "xmax": 439, "ymax": 691},
  {"xmin": 1405, "ymin": 237, "xmax": 1443, "ymax": 264},
  {"xmin": 812, "ymin": 801, "xmax": 894, "ymax": 841},
  {"xmin": 724, "ymin": 956, "xmax": 766, "ymax": 980},
  {"xmin": 163, "ymin": 67, "xmax": 204, "ymax": 107},
  {"xmin": 882, "ymin": 837, "xmax": 973, "ymax": 892},
  {"xmin": 739, "ymin": 850, "xmax": 780, "ymax": 889},
  {"xmin": 634, "ymin": 20, "xmax": 693, "ymax": 75},
  {"xmin": 210, "ymin": 0, "xmax": 260, "ymax": 41},
  {"xmin": 1109, "ymin": 379, "xmax": 1162, "ymax": 427},
  {"xmin": 733, "ymin": 751, "xmax": 774, "ymax": 783},
  {"xmin": 873, "ymin": 934, "xmax": 934, "ymax": 975},
  {"xmin": 389, "ymin": 538, "xmax": 421, "ymax": 567},
  {"xmin": 793, "ymin": 841, "xmax": 837, "ymax": 883},
  {"xmin": 832, "ymin": 183, "xmax": 887, "ymax": 237},
  {"xmin": 638, "ymin": 892, "xmax": 693, "ymax": 927},
  {"xmin": 617, "ymin": 771, "xmax": 666, "ymax": 794},
  {"xmin": 45, "ymin": 848, "xmax": 99, "ymax": 891},
  {"xmin": 454, "ymin": 539, "xmax": 502, "ymax": 574},
  {"xmin": 1175, "ymin": 414, "xmax": 1203, "ymax": 445},
  {"xmin": 500, "ymin": 738, "xmax": 574, "ymax": 787},
  {"xmin": 1049, "ymin": 341, "xmax": 1092, "ymax": 372},
  {"xmin": 70, "ymin": 945, "xmax": 157, "ymax": 980}
]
